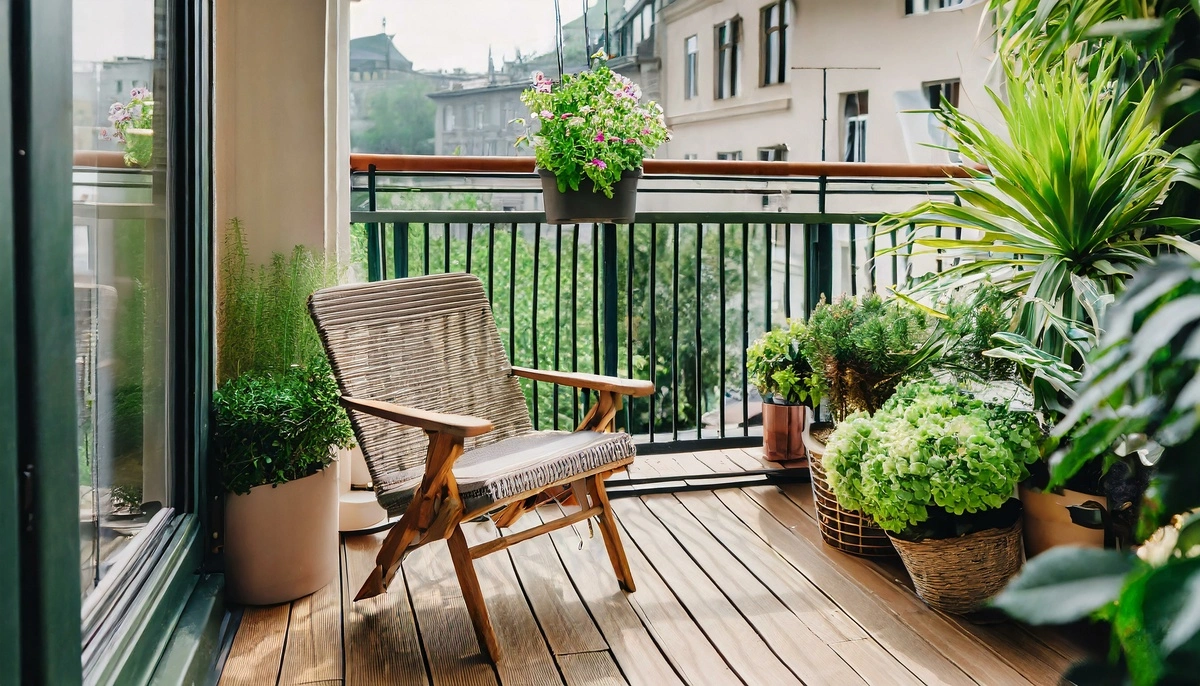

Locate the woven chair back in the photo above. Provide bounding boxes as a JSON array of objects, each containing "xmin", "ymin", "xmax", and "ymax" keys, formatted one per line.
[{"xmin": 309, "ymin": 273, "xmax": 534, "ymax": 488}]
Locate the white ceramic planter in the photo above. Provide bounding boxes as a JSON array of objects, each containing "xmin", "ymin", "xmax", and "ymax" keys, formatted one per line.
[{"xmin": 224, "ymin": 465, "xmax": 338, "ymax": 605}]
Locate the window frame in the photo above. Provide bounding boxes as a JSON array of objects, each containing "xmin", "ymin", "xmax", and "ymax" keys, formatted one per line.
[
  {"xmin": 759, "ymin": 0, "xmax": 790, "ymax": 87},
  {"xmin": 714, "ymin": 18, "xmax": 741, "ymax": 100},
  {"xmin": 716, "ymin": 151, "xmax": 743, "ymax": 161},
  {"xmin": 925, "ymin": 78, "xmax": 961, "ymax": 109},
  {"xmin": 684, "ymin": 35, "xmax": 699, "ymax": 100}
]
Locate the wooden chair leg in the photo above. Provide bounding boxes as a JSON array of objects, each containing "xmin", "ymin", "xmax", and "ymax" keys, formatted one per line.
[
  {"xmin": 448, "ymin": 525, "xmax": 502, "ymax": 662},
  {"xmin": 587, "ymin": 474, "xmax": 636, "ymax": 593}
]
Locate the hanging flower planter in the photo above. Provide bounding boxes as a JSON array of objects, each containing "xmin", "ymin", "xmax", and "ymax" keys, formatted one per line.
[
  {"xmin": 538, "ymin": 168, "xmax": 642, "ymax": 224},
  {"xmin": 100, "ymin": 87, "xmax": 154, "ymax": 168},
  {"xmin": 516, "ymin": 52, "xmax": 670, "ymax": 225}
]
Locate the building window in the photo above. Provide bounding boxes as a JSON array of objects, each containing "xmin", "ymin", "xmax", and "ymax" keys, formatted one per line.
[
  {"xmin": 760, "ymin": 1, "xmax": 790, "ymax": 86},
  {"xmin": 715, "ymin": 18, "xmax": 741, "ymax": 100},
  {"xmin": 444, "ymin": 106, "xmax": 455, "ymax": 132},
  {"xmin": 475, "ymin": 104, "xmax": 485, "ymax": 130},
  {"xmin": 758, "ymin": 145, "xmax": 787, "ymax": 161},
  {"xmin": 843, "ymin": 91, "xmax": 868, "ymax": 162},
  {"xmin": 906, "ymin": 0, "xmax": 965, "ymax": 14},
  {"xmin": 483, "ymin": 140, "xmax": 497, "ymax": 156},
  {"xmin": 684, "ymin": 35, "xmax": 699, "ymax": 99},
  {"xmin": 683, "ymin": 153, "xmax": 699, "ymax": 160},
  {"xmin": 926, "ymin": 79, "xmax": 961, "ymax": 109},
  {"xmin": 717, "ymin": 151, "xmax": 743, "ymax": 160}
]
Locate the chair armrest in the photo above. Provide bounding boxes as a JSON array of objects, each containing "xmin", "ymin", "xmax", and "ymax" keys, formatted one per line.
[
  {"xmin": 340, "ymin": 397, "xmax": 495, "ymax": 437},
  {"xmin": 510, "ymin": 367, "xmax": 655, "ymax": 397}
]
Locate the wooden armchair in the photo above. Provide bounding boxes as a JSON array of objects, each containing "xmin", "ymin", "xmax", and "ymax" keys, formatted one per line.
[{"xmin": 308, "ymin": 272, "xmax": 653, "ymax": 662}]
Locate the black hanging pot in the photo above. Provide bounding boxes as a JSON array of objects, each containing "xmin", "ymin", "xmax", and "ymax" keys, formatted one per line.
[{"xmin": 539, "ymin": 168, "xmax": 642, "ymax": 224}]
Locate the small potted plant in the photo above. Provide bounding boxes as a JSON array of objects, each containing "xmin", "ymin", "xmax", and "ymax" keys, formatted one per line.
[
  {"xmin": 213, "ymin": 220, "xmax": 352, "ymax": 605},
  {"xmin": 824, "ymin": 380, "xmax": 1041, "ymax": 614},
  {"xmin": 747, "ymin": 319, "xmax": 821, "ymax": 464},
  {"xmin": 515, "ymin": 51, "xmax": 670, "ymax": 224},
  {"xmin": 100, "ymin": 87, "xmax": 154, "ymax": 168},
  {"xmin": 800, "ymin": 294, "xmax": 933, "ymax": 556}
]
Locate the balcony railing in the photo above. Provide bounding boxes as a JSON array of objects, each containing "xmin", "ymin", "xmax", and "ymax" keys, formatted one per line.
[{"xmin": 351, "ymin": 155, "xmax": 964, "ymax": 454}]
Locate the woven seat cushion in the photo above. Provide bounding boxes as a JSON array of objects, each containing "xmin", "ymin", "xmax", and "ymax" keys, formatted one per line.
[{"xmin": 378, "ymin": 430, "xmax": 636, "ymax": 516}]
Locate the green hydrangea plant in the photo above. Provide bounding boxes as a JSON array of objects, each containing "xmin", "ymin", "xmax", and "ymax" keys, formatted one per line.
[
  {"xmin": 515, "ymin": 51, "xmax": 671, "ymax": 198},
  {"xmin": 746, "ymin": 319, "xmax": 821, "ymax": 406},
  {"xmin": 823, "ymin": 380, "xmax": 1041, "ymax": 537}
]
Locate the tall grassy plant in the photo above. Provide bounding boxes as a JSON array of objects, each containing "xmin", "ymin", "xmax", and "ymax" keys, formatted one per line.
[
  {"xmin": 217, "ymin": 219, "xmax": 336, "ymax": 383},
  {"xmin": 878, "ymin": 60, "xmax": 1194, "ymax": 384}
]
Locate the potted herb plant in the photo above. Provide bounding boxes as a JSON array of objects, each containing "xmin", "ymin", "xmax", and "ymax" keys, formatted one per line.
[
  {"xmin": 799, "ymin": 294, "xmax": 934, "ymax": 557},
  {"xmin": 747, "ymin": 319, "xmax": 821, "ymax": 465},
  {"xmin": 213, "ymin": 219, "xmax": 352, "ymax": 605},
  {"xmin": 515, "ymin": 51, "xmax": 670, "ymax": 224},
  {"xmin": 100, "ymin": 87, "xmax": 154, "ymax": 168},
  {"xmin": 824, "ymin": 380, "xmax": 1041, "ymax": 613}
]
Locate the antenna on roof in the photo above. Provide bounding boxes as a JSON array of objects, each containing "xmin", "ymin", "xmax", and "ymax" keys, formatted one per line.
[
  {"xmin": 381, "ymin": 17, "xmax": 386, "ymax": 33},
  {"xmin": 553, "ymin": 0, "xmax": 565, "ymax": 80},
  {"xmin": 604, "ymin": 0, "xmax": 610, "ymax": 55},
  {"xmin": 582, "ymin": 0, "xmax": 590, "ymax": 67}
]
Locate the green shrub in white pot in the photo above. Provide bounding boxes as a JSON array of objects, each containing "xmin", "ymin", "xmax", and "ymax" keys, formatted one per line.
[{"xmin": 213, "ymin": 219, "xmax": 352, "ymax": 605}]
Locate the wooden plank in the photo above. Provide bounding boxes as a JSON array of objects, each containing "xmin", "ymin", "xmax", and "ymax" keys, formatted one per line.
[
  {"xmin": 668, "ymin": 454, "xmax": 866, "ymax": 642},
  {"xmin": 611, "ymin": 496, "xmax": 803, "ymax": 685},
  {"xmin": 343, "ymin": 533, "xmax": 429, "ymax": 686},
  {"xmin": 503, "ymin": 513, "xmax": 608, "ymax": 655},
  {"xmin": 638, "ymin": 492, "xmax": 868, "ymax": 685},
  {"xmin": 774, "ymin": 482, "xmax": 1060, "ymax": 686},
  {"xmin": 461, "ymin": 521, "xmax": 564, "ymax": 685},
  {"xmin": 535, "ymin": 507, "xmax": 686, "ymax": 686},
  {"xmin": 403, "ymin": 540, "xmax": 499, "ymax": 686},
  {"xmin": 689, "ymin": 454, "xmax": 980, "ymax": 686},
  {"xmin": 556, "ymin": 652, "xmax": 628, "ymax": 686},
  {"xmin": 278, "ymin": 568, "xmax": 342, "ymax": 684},
  {"xmin": 218, "ymin": 604, "xmax": 291, "ymax": 686},
  {"xmin": 832, "ymin": 639, "xmax": 926, "ymax": 686}
]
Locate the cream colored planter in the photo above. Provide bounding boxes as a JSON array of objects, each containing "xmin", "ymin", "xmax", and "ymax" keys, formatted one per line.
[
  {"xmin": 224, "ymin": 465, "xmax": 338, "ymax": 605},
  {"xmin": 1019, "ymin": 484, "xmax": 1105, "ymax": 558}
]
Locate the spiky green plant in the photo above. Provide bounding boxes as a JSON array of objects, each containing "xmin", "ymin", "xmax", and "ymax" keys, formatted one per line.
[
  {"xmin": 878, "ymin": 58, "xmax": 1195, "ymax": 396},
  {"xmin": 216, "ymin": 218, "xmax": 337, "ymax": 383}
]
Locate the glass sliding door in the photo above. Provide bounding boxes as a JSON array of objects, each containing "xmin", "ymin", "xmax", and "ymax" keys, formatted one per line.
[{"xmin": 72, "ymin": 0, "xmax": 180, "ymax": 671}]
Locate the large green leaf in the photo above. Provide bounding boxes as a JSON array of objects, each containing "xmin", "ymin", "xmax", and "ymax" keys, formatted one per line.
[{"xmin": 992, "ymin": 547, "xmax": 1135, "ymax": 624}]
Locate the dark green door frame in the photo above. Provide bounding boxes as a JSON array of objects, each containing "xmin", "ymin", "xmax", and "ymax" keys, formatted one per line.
[
  {"xmin": 9, "ymin": 0, "xmax": 83, "ymax": 684},
  {"xmin": 0, "ymin": 0, "xmax": 23, "ymax": 679}
]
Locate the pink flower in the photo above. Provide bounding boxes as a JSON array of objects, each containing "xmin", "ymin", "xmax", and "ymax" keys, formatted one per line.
[
  {"xmin": 540, "ymin": 109, "xmax": 552, "ymax": 120},
  {"xmin": 641, "ymin": 128, "xmax": 650, "ymax": 135},
  {"xmin": 625, "ymin": 138, "xmax": 636, "ymax": 144},
  {"xmin": 535, "ymin": 81, "xmax": 552, "ymax": 93},
  {"xmin": 561, "ymin": 113, "xmax": 572, "ymax": 119},
  {"xmin": 594, "ymin": 132, "xmax": 605, "ymax": 142},
  {"xmin": 588, "ymin": 159, "xmax": 607, "ymax": 169}
]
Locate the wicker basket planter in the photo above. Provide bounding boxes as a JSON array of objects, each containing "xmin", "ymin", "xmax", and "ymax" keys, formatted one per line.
[
  {"xmin": 889, "ymin": 519, "xmax": 1024, "ymax": 614},
  {"xmin": 804, "ymin": 424, "xmax": 895, "ymax": 557}
]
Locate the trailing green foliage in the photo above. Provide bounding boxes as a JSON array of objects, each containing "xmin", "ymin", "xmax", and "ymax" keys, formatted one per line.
[
  {"xmin": 212, "ymin": 359, "xmax": 352, "ymax": 495},
  {"xmin": 746, "ymin": 319, "xmax": 820, "ymax": 406},
  {"xmin": 934, "ymin": 283, "xmax": 1018, "ymax": 385},
  {"xmin": 822, "ymin": 380, "xmax": 1041, "ymax": 537},
  {"xmin": 802, "ymin": 294, "xmax": 933, "ymax": 421}
]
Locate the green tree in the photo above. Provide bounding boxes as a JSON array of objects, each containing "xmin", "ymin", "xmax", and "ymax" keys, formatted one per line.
[{"xmin": 353, "ymin": 78, "xmax": 436, "ymax": 155}]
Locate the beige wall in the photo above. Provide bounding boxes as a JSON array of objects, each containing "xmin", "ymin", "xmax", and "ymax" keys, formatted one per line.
[
  {"xmin": 659, "ymin": 0, "xmax": 998, "ymax": 164},
  {"xmin": 214, "ymin": 0, "xmax": 350, "ymax": 264}
]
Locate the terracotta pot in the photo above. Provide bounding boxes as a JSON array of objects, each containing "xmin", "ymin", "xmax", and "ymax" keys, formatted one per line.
[
  {"xmin": 762, "ymin": 401, "xmax": 806, "ymax": 464},
  {"xmin": 1019, "ymin": 484, "xmax": 1105, "ymax": 558},
  {"xmin": 539, "ymin": 168, "xmax": 641, "ymax": 224},
  {"xmin": 224, "ymin": 465, "xmax": 339, "ymax": 605}
]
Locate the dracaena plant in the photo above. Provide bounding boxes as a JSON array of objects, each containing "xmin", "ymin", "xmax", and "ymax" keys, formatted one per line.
[
  {"xmin": 994, "ymin": 258, "xmax": 1200, "ymax": 686},
  {"xmin": 514, "ymin": 51, "xmax": 670, "ymax": 198},
  {"xmin": 877, "ymin": 56, "xmax": 1196, "ymax": 416},
  {"xmin": 746, "ymin": 319, "xmax": 821, "ymax": 406}
]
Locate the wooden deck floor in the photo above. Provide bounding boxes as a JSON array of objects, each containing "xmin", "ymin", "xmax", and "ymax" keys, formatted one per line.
[{"xmin": 218, "ymin": 449, "xmax": 1095, "ymax": 686}]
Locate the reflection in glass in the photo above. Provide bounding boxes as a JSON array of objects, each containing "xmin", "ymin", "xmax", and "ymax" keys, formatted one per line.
[{"xmin": 72, "ymin": 0, "xmax": 172, "ymax": 604}]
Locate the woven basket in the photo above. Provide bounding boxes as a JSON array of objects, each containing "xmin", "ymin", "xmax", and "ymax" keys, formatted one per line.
[
  {"xmin": 809, "ymin": 455, "xmax": 895, "ymax": 557},
  {"xmin": 889, "ymin": 520, "xmax": 1024, "ymax": 614}
]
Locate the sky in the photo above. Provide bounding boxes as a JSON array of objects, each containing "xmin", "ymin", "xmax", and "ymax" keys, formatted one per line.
[
  {"xmin": 350, "ymin": 0, "xmax": 619, "ymax": 73},
  {"xmin": 71, "ymin": 0, "xmax": 624, "ymax": 72}
]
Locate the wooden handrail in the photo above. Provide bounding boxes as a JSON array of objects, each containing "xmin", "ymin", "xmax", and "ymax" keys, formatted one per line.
[
  {"xmin": 350, "ymin": 153, "xmax": 978, "ymax": 179},
  {"xmin": 74, "ymin": 150, "xmax": 129, "ymax": 169}
]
